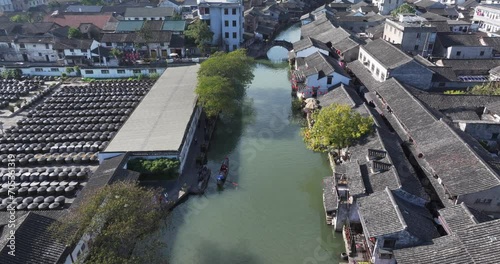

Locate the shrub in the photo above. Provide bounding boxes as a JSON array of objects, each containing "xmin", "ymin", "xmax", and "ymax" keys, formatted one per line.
[
  {"xmin": 149, "ymin": 72, "xmax": 160, "ymax": 79},
  {"xmin": 128, "ymin": 158, "xmax": 180, "ymax": 179}
]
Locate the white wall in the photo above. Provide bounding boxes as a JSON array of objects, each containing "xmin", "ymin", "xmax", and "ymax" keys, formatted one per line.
[
  {"xmin": 446, "ymin": 46, "xmax": 493, "ymax": 59},
  {"xmin": 359, "ymin": 48, "xmax": 389, "ymax": 82},
  {"xmin": 17, "ymin": 42, "xmax": 58, "ymax": 62},
  {"xmin": 179, "ymin": 106, "xmax": 202, "ymax": 172},
  {"xmin": 81, "ymin": 67, "xmax": 166, "ymax": 78}
]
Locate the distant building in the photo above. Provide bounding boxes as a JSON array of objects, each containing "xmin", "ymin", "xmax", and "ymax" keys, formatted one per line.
[
  {"xmin": 0, "ymin": 0, "xmax": 13, "ymax": 12},
  {"xmin": 372, "ymin": 0, "xmax": 404, "ymax": 15},
  {"xmin": 383, "ymin": 15, "xmax": 437, "ymax": 57},
  {"xmin": 472, "ymin": 4, "xmax": 500, "ymax": 36},
  {"xmin": 196, "ymin": 0, "xmax": 244, "ymax": 51}
]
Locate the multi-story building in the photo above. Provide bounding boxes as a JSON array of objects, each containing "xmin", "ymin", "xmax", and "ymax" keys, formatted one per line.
[
  {"xmin": 0, "ymin": 0, "xmax": 13, "ymax": 12},
  {"xmin": 196, "ymin": 0, "xmax": 244, "ymax": 51},
  {"xmin": 383, "ymin": 15, "xmax": 437, "ymax": 57},
  {"xmin": 15, "ymin": 37, "xmax": 58, "ymax": 63},
  {"xmin": 472, "ymin": 4, "xmax": 500, "ymax": 36},
  {"xmin": 372, "ymin": 0, "xmax": 404, "ymax": 15}
]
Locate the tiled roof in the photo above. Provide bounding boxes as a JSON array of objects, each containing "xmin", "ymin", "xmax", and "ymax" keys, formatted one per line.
[
  {"xmin": 437, "ymin": 33, "xmax": 483, "ymax": 47},
  {"xmin": 439, "ymin": 203, "xmax": 479, "ymax": 234},
  {"xmin": 315, "ymin": 26, "xmax": 351, "ymax": 44},
  {"xmin": 124, "ymin": 7, "xmax": 175, "ymax": 17},
  {"xmin": 293, "ymin": 37, "xmax": 330, "ymax": 52},
  {"xmin": 65, "ymin": 5, "xmax": 103, "ymax": 13},
  {"xmin": 331, "ymin": 36, "xmax": 363, "ymax": 53},
  {"xmin": 394, "ymin": 235, "xmax": 472, "ymax": 264},
  {"xmin": 358, "ymin": 187, "xmax": 438, "ymax": 240},
  {"xmin": 116, "ymin": 20, "xmax": 144, "ymax": 32},
  {"xmin": 301, "ymin": 16, "xmax": 336, "ymax": 39},
  {"xmin": 162, "ymin": 20, "xmax": 186, "ymax": 31},
  {"xmin": 458, "ymin": 218, "xmax": 500, "ymax": 263},
  {"xmin": 437, "ymin": 59, "xmax": 500, "ymax": 75},
  {"xmin": 301, "ymin": 51, "xmax": 348, "ymax": 77},
  {"xmin": 420, "ymin": 12, "xmax": 448, "ymax": 21},
  {"xmin": 101, "ymin": 31, "xmax": 172, "ymax": 43},
  {"xmin": 318, "ymin": 84, "xmax": 363, "ymax": 108},
  {"xmin": 53, "ymin": 38, "xmax": 93, "ymax": 50},
  {"xmin": 143, "ymin": 20, "xmax": 164, "ymax": 31},
  {"xmin": 44, "ymin": 13, "xmax": 114, "ymax": 30},
  {"xmin": 169, "ymin": 34, "xmax": 185, "ymax": 48},
  {"xmin": 362, "ymin": 39, "xmax": 413, "ymax": 69},
  {"xmin": 0, "ymin": 213, "xmax": 68, "ymax": 264},
  {"xmin": 323, "ymin": 176, "xmax": 338, "ymax": 211}
]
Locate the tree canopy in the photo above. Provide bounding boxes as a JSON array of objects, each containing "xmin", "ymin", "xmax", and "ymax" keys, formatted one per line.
[
  {"xmin": 301, "ymin": 104, "xmax": 373, "ymax": 153},
  {"xmin": 50, "ymin": 182, "xmax": 167, "ymax": 264},
  {"xmin": 10, "ymin": 14, "xmax": 31, "ymax": 23},
  {"xmin": 469, "ymin": 82, "xmax": 500, "ymax": 95},
  {"xmin": 185, "ymin": 20, "xmax": 214, "ymax": 53},
  {"xmin": 195, "ymin": 49, "xmax": 254, "ymax": 118},
  {"xmin": 391, "ymin": 3, "xmax": 416, "ymax": 17},
  {"xmin": 68, "ymin": 27, "xmax": 82, "ymax": 39}
]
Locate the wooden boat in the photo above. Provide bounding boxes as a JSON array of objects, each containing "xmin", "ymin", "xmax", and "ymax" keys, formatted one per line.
[{"xmin": 216, "ymin": 157, "xmax": 229, "ymax": 187}]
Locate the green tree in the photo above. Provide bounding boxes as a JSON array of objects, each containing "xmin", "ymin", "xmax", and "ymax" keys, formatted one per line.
[
  {"xmin": 198, "ymin": 49, "xmax": 254, "ymax": 98},
  {"xmin": 136, "ymin": 26, "xmax": 153, "ymax": 57},
  {"xmin": 469, "ymin": 82, "xmax": 500, "ymax": 95},
  {"xmin": 10, "ymin": 14, "xmax": 30, "ymax": 22},
  {"xmin": 185, "ymin": 20, "xmax": 214, "ymax": 53},
  {"xmin": 110, "ymin": 48, "xmax": 123, "ymax": 59},
  {"xmin": 391, "ymin": 3, "xmax": 416, "ymax": 17},
  {"xmin": 301, "ymin": 104, "xmax": 373, "ymax": 153},
  {"xmin": 49, "ymin": 182, "xmax": 168, "ymax": 264},
  {"xmin": 195, "ymin": 49, "xmax": 254, "ymax": 117},
  {"xmin": 68, "ymin": 27, "xmax": 82, "ymax": 39},
  {"xmin": 196, "ymin": 75, "xmax": 236, "ymax": 117}
]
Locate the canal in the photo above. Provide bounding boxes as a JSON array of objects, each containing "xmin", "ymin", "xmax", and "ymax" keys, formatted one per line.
[{"xmin": 163, "ymin": 25, "xmax": 345, "ymax": 264}]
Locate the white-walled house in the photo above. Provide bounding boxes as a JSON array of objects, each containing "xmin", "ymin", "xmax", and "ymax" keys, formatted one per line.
[
  {"xmin": 54, "ymin": 39, "xmax": 102, "ymax": 65},
  {"xmin": 196, "ymin": 0, "xmax": 244, "ymax": 51},
  {"xmin": 293, "ymin": 51, "xmax": 351, "ymax": 98},
  {"xmin": 100, "ymin": 31, "xmax": 172, "ymax": 58},
  {"xmin": 15, "ymin": 37, "xmax": 59, "ymax": 63},
  {"xmin": 358, "ymin": 39, "xmax": 434, "ymax": 90}
]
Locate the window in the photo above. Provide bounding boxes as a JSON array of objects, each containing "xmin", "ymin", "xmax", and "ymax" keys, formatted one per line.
[
  {"xmin": 45, "ymin": 44, "xmax": 49, "ymax": 49},
  {"xmin": 224, "ymin": 8, "xmax": 228, "ymax": 15},
  {"xmin": 149, "ymin": 69, "xmax": 157, "ymax": 73},
  {"xmin": 456, "ymin": 51, "xmax": 461, "ymax": 56},
  {"xmin": 416, "ymin": 33, "xmax": 421, "ymax": 39},
  {"xmin": 135, "ymin": 18, "xmax": 139, "ymax": 20},
  {"xmin": 7, "ymin": 43, "xmax": 11, "ymax": 48},
  {"xmin": 492, "ymin": 133, "xmax": 499, "ymax": 140},
  {"xmin": 101, "ymin": 70, "xmax": 109, "ymax": 74},
  {"xmin": 480, "ymin": 51, "xmax": 485, "ymax": 56},
  {"xmin": 232, "ymin": 8, "xmax": 236, "ymax": 15},
  {"xmin": 376, "ymin": 68, "xmax": 380, "ymax": 76},
  {"xmin": 232, "ymin": 32, "xmax": 237, "ymax": 39},
  {"xmin": 51, "ymin": 68, "xmax": 59, "ymax": 72},
  {"xmin": 225, "ymin": 32, "xmax": 229, "ymax": 38},
  {"xmin": 20, "ymin": 44, "xmax": 25, "ymax": 48},
  {"xmin": 133, "ymin": 69, "xmax": 141, "ymax": 74},
  {"xmin": 232, "ymin": 20, "xmax": 237, "ymax": 27},
  {"xmin": 428, "ymin": 43, "xmax": 434, "ymax": 50},
  {"xmin": 327, "ymin": 76, "xmax": 333, "ymax": 85},
  {"xmin": 117, "ymin": 70, "xmax": 125, "ymax": 74},
  {"xmin": 232, "ymin": 44, "xmax": 237, "ymax": 50},
  {"xmin": 33, "ymin": 44, "xmax": 36, "ymax": 47},
  {"xmin": 85, "ymin": 70, "xmax": 94, "ymax": 74},
  {"xmin": 414, "ymin": 45, "xmax": 419, "ymax": 51},
  {"xmin": 225, "ymin": 20, "xmax": 229, "ymax": 27},
  {"xmin": 205, "ymin": 8, "xmax": 210, "ymax": 14},
  {"xmin": 383, "ymin": 239, "xmax": 396, "ymax": 248},
  {"xmin": 81, "ymin": 49, "xmax": 87, "ymax": 52},
  {"xmin": 35, "ymin": 68, "xmax": 43, "ymax": 72},
  {"xmin": 70, "ymin": 49, "xmax": 74, "ymax": 52},
  {"xmin": 106, "ymin": 42, "xmax": 112, "ymax": 47},
  {"xmin": 38, "ymin": 53, "xmax": 42, "ymax": 56}
]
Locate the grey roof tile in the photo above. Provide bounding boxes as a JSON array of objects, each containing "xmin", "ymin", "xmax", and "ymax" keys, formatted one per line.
[
  {"xmin": 394, "ymin": 235, "xmax": 473, "ymax": 264},
  {"xmin": 362, "ymin": 39, "xmax": 413, "ymax": 69},
  {"xmin": 293, "ymin": 37, "xmax": 330, "ymax": 52},
  {"xmin": 124, "ymin": 7, "xmax": 175, "ymax": 17},
  {"xmin": 458, "ymin": 219, "xmax": 500, "ymax": 263}
]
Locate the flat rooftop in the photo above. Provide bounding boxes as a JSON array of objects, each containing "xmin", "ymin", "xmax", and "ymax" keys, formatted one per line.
[{"xmin": 104, "ymin": 64, "xmax": 199, "ymax": 153}]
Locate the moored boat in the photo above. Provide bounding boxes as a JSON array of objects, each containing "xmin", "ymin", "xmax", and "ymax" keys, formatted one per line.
[{"xmin": 216, "ymin": 157, "xmax": 229, "ymax": 187}]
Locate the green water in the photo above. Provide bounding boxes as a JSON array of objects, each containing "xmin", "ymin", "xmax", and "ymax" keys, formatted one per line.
[{"xmin": 163, "ymin": 25, "xmax": 344, "ymax": 264}]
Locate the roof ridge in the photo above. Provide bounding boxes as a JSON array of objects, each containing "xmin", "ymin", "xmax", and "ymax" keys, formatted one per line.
[
  {"xmin": 459, "ymin": 202, "xmax": 479, "ymax": 225},
  {"xmin": 385, "ymin": 187, "xmax": 408, "ymax": 231},
  {"xmin": 374, "ymin": 127, "xmax": 403, "ymax": 188}
]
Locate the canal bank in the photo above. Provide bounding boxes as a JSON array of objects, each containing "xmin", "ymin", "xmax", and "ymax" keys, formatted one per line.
[{"xmin": 162, "ymin": 26, "xmax": 345, "ymax": 264}]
